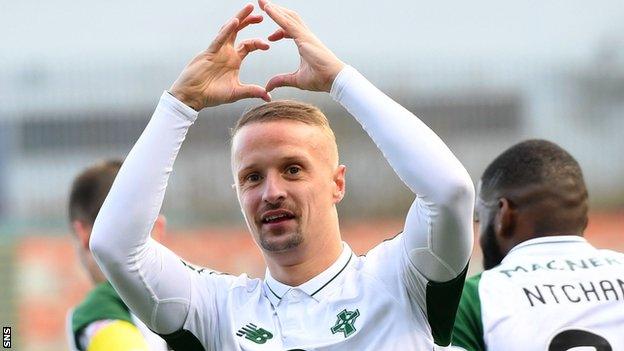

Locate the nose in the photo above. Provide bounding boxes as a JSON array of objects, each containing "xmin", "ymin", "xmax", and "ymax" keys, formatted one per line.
[{"xmin": 262, "ymin": 172, "xmax": 286, "ymax": 204}]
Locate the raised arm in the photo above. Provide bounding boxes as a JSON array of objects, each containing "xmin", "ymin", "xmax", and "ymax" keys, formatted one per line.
[
  {"xmin": 90, "ymin": 4, "xmax": 270, "ymax": 336},
  {"xmin": 330, "ymin": 68, "xmax": 474, "ymax": 282},
  {"xmin": 259, "ymin": 0, "xmax": 474, "ymax": 283}
]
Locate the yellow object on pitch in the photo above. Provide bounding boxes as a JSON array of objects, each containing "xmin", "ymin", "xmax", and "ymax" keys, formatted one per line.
[{"xmin": 87, "ymin": 320, "xmax": 149, "ymax": 351}]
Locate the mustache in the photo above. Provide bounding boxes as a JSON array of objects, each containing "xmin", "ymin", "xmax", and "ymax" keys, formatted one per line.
[{"xmin": 255, "ymin": 202, "xmax": 298, "ymax": 220}]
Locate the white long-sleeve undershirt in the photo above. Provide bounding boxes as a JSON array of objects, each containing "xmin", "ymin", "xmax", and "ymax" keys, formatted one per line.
[
  {"xmin": 90, "ymin": 65, "xmax": 474, "ymax": 335},
  {"xmin": 91, "ymin": 92, "xmax": 199, "ymax": 334},
  {"xmin": 331, "ymin": 66, "xmax": 474, "ymax": 281}
]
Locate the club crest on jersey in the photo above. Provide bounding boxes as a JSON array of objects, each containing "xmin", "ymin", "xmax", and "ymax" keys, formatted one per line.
[
  {"xmin": 331, "ymin": 308, "xmax": 360, "ymax": 338},
  {"xmin": 236, "ymin": 323, "xmax": 273, "ymax": 344}
]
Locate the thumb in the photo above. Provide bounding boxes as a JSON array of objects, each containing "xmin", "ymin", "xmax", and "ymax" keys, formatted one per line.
[
  {"xmin": 234, "ymin": 84, "xmax": 272, "ymax": 102},
  {"xmin": 265, "ymin": 72, "xmax": 298, "ymax": 92}
]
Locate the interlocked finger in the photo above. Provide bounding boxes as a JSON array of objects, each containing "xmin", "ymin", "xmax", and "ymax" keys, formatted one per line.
[
  {"xmin": 233, "ymin": 84, "xmax": 271, "ymax": 102},
  {"xmin": 265, "ymin": 72, "xmax": 298, "ymax": 92},
  {"xmin": 267, "ymin": 28, "xmax": 292, "ymax": 42},
  {"xmin": 238, "ymin": 14, "xmax": 263, "ymax": 31},
  {"xmin": 237, "ymin": 39, "xmax": 270, "ymax": 60}
]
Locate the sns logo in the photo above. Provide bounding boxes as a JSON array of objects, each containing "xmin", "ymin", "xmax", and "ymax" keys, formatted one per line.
[
  {"xmin": 3, "ymin": 327, "xmax": 11, "ymax": 348},
  {"xmin": 236, "ymin": 323, "xmax": 273, "ymax": 344}
]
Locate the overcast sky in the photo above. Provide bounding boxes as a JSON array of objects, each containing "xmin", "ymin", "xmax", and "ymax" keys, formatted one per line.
[{"xmin": 3, "ymin": 0, "xmax": 623, "ymax": 67}]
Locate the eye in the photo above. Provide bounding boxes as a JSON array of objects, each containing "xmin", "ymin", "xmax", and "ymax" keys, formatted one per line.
[
  {"xmin": 245, "ymin": 173, "xmax": 262, "ymax": 183},
  {"xmin": 286, "ymin": 165, "xmax": 301, "ymax": 175}
]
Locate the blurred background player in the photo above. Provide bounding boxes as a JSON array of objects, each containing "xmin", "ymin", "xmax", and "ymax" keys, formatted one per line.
[
  {"xmin": 66, "ymin": 159, "xmax": 169, "ymax": 351},
  {"xmin": 452, "ymin": 140, "xmax": 624, "ymax": 350}
]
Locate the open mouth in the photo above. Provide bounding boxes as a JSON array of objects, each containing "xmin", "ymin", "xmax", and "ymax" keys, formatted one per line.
[{"xmin": 261, "ymin": 211, "xmax": 295, "ymax": 224}]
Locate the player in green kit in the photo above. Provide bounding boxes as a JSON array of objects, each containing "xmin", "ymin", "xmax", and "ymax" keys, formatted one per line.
[
  {"xmin": 66, "ymin": 160, "xmax": 170, "ymax": 351},
  {"xmin": 452, "ymin": 140, "xmax": 624, "ymax": 350}
]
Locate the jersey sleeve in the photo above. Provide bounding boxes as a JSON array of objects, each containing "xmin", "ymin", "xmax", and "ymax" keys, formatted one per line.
[
  {"xmin": 330, "ymin": 66, "xmax": 474, "ymax": 345},
  {"xmin": 452, "ymin": 274, "xmax": 486, "ymax": 351},
  {"xmin": 330, "ymin": 65, "xmax": 474, "ymax": 282},
  {"xmin": 90, "ymin": 92, "xmax": 230, "ymax": 343},
  {"xmin": 80, "ymin": 320, "xmax": 149, "ymax": 351}
]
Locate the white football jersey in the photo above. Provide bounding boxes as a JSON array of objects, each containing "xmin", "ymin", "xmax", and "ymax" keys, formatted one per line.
[
  {"xmin": 168, "ymin": 239, "xmax": 466, "ymax": 350},
  {"xmin": 453, "ymin": 235, "xmax": 624, "ymax": 350},
  {"xmin": 91, "ymin": 65, "xmax": 475, "ymax": 351}
]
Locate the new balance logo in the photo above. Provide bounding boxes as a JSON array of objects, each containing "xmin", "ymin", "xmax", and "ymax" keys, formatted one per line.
[
  {"xmin": 236, "ymin": 323, "xmax": 273, "ymax": 344},
  {"xmin": 331, "ymin": 308, "xmax": 360, "ymax": 338}
]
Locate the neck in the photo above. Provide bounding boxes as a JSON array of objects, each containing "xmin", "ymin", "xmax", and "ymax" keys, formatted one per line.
[{"xmin": 265, "ymin": 234, "xmax": 343, "ymax": 287}]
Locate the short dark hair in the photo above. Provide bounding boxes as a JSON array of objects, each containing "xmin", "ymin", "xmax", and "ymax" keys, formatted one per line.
[
  {"xmin": 68, "ymin": 159, "xmax": 122, "ymax": 225},
  {"xmin": 480, "ymin": 139, "xmax": 588, "ymax": 233},
  {"xmin": 481, "ymin": 139, "xmax": 586, "ymax": 198}
]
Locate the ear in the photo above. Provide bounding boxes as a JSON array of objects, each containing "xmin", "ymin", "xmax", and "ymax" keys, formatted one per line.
[
  {"xmin": 494, "ymin": 197, "xmax": 515, "ymax": 239},
  {"xmin": 151, "ymin": 214, "xmax": 168, "ymax": 243},
  {"xmin": 332, "ymin": 165, "xmax": 347, "ymax": 204},
  {"xmin": 72, "ymin": 220, "xmax": 92, "ymax": 251}
]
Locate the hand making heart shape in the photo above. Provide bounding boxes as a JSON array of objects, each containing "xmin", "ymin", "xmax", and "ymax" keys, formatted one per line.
[{"xmin": 169, "ymin": 0, "xmax": 346, "ymax": 111}]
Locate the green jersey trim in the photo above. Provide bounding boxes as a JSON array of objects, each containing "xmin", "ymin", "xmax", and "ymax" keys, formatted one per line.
[
  {"xmin": 71, "ymin": 282, "xmax": 134, "ymax": 334},
  {"xmin": 311, "ymin": 253, "xmax": 353, "ymax": 297},
  {"xmin": 452, "ymin": 273, "xmax": 485, "ymax": 350},
  {"xmin": 426, "ymin": 264, "xmax": 469, "ymax": 346}
]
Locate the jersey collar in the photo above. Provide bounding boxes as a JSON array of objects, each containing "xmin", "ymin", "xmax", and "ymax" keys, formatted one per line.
[
  {"xmin": 264, "ymin": 242, "xmax": 354, "ymax": 306},
  {"xmin": 505, "ymin": 235, "xmax": 589, "ymax": 259}
]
